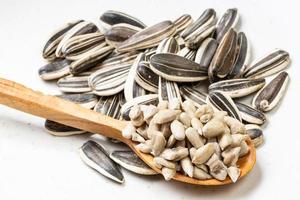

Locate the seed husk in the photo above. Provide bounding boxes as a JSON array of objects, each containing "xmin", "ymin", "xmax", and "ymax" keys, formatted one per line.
[
  {"xmin": 44, "ymin": 120, "xmax": 85, "ymax": 136},
  {"xmin": 99, "ymin": 10, "xmax": 146, "ymax": 32},
  {"xmin": 89, "ymin": 64, "xmax": 130, "ymax": 96},
  {"xmin": 179, "ymin": 85, "xmax": 207, "ymax": 107},
  {"xmin": 38, "ymin": 59, "xmax": 71, "ymax": 80},
  {"xmin": 110, "ymin": 150, "xmax": 158, "ymax": 175},
  {"xmin": 207, "ymin": 91, "xmax": 242, "ymax": 121},
  {"xmin": 181, "ymin": 8, "xmax": 216, "ymax": 39},
  {"xmin": 252, "ymin": 71, "xmax": 289, "ymax": 112},
  {"xmin": 209, "ymin": 78, "xmax": 266, "ymax": 98},
  {"xmin": 42, "ymin": 20, "xmax": 83, "ymax": 60},
  {"xmin": 61, "ymin": 32, "xmax": 106, "ymax": 61},
  {"xmin": 57, "ymin": 74, "xmax": 91, "ymax": 93},
  {"xmin": 79, "ymin": 140, "xmax": 124, "ymax": 183},
  {"xmin": 70, "ymin": 45, "xmax": 114, "ymax": 75},
  {"xmin": 176, "ymin": 47, "xmax": 196, "ymax": 60},
  {"xmin": 94, "ymin": 94, "xmax": 123, "ymax": 119},
  {"xmin": 97, "ymin": 50, "xmax": 139, "ymax": 69},
  {"xmin": 117, "ymin": 21, "xmax": 176, "ymax": 52},
  {"xmin": 150, "ymin": 53, "xmax": 208, "ymax": 82},
  {"xmin": 194, "ymin": 37, "xmax": 218, "ymax": 69},
  {"xmin": 214, "ymin": 8, "xmax": 239, "ymax": 42},
  {"xmin": 156, "ymin": 37, "xmax": 179, "ymax": 54},
  {"xmin": 57, "ymin": 93, "xmax": 98, "ymax": 109},
  {"xmin": 158, "ymin": 77, "xmax": 182, "ymax": 102},
  {"xmin": 245, "ymin": 124, "xmax": 264, "ymax": 147},
  {"xmin": 243, "ymin": 49, "xmax": 290, "ymax": 79},
  {"xmin": 235, "ymin": 102, "xmax": 266, "ymax": 125},
  {"xmin": 209, "ymin": 28, "xmax": 238, "ymax": 83},
  {"xmin": 135, "ymin": 61, "xmax": 159, "ymax": 93},
  {"xmin": 173, "ymin": 14, "xmax": 193, "ymax": 35},
  {"xmin": 227, "ymin": 32, "xmax": 250, "ymax": 78},
  {"xmin": 55, "ymin": 21, "xmax": 99, "ymax": 57},
  {"xmin": 121, "ymin": 94, "xmax": 158, "ymax": 120},
  {"xmin": 185, "ymin": 24, "xmax": 216, "ymax": 50}
]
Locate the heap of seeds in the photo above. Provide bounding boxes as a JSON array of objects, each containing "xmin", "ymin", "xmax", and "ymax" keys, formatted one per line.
[{"xmin": 39, "ymin": 9, "xmax": 290, "ymax": 183}]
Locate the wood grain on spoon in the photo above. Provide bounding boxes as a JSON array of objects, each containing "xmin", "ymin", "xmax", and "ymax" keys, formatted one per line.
[{"xmin": 0, "ymin": 77, "xmax": 256, "ymax": 185}]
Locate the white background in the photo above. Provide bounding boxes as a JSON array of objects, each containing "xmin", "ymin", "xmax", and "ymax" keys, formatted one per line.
[{"xmin": 0, "ymin": 0, "xmax": 299, "ymax": 199}]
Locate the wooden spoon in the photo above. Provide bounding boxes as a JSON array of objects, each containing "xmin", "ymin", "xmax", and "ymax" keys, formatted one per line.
[{"xmin": 0, "ymin": 78, "xmax": 256, "ymax": 185}]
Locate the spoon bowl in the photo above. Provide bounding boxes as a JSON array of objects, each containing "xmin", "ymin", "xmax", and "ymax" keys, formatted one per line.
[{"xmin": 0, "ymin": 77, "xmax": 256, "ymax": 185}]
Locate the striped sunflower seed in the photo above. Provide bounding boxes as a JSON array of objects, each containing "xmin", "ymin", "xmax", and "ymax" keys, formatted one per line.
[
  {"xmin": 96, "ymin": 51, "xmax": 139, "ymax": 69},
  {"xmin": 110, "ymin": 150, "xmax": 158, "ymax": 175},
  {"xmin": 121, "ymin": 94, "xmax": 158, "ymax": 120},
  {"xmin": 158, "ymin": 77, "xmax": 182, "ymax": 102},
  {"xmin": 207, "ymin": 91, "xmax": 242, "ymax": 121},
  {"xmin": 252, "ymin": 71, "xmax": 289, "ymax": 112},
  {"xmin": 70, "ymin": 45, "xmax": 114, "ymax": 75},
  {"xmin": 235, "ymin": 102, "xmax": 266, "ymax": 125},
  {"xmin": 156, "ymin": 37, "xmax": 179, "ymax": 54},
  {"xmin": 179, "ymin": 85, "xmax": 207, "ymax": 107},
  {"xmin": 208, "ymin": 78, "xmax": 266, "ymax": 98},
  {"xmin": 79, "ymin": 140, "xmax": 124, "ymax": 183},
  {"xmin": 194, "ymin": 37, "xmax": 218, "ymax": 69},
  {"xmin": 38, "ymin": 59, "xmax": 71, "ymax": 80},
  {"xmin": 99, "ymin": 10, "xmax": 146, "ymax": 32},
  {"xmin": 245, "ymin": 124, "xmax": 264, "ymax": 147},
  {"xmin": 104, "ymin": 23, "xmax": 142, "ymax": 46},
  {"xmin": 243, "ymin": 49, "xmax": 290, "ymax": 79},
  {"xmin": 135, "ymin": 61, "xmax": 159, "ymax": 93},
  {"xmin": 58, "ymin": 93, "xmax": 98, "ymax": 109},
  {"xmin": 150, "ymin": 53, "xmax": 208, "ymax": 82},
  {"xmin": 124, "ymin": 53, "xmax": 148, "ymax": 101},
  {"xmin": 227, "ymin": 32, "xmax": 250, "ymax": 78},
  {"xmin": 61, "ymin": 32, "xmax": 106, "ymax": 61},
  {"xmin": 57, "ymin": 74, "xmax": 91, "ymax": 93},
  {"xmin": 214, "ymin": 8, "xmax": 239, "ymax": 42},
  {"xmin": 185, "ymin": 24, "xmax": 215, "ymax": 50},
  {"xmin": 173, "ymin": 14, "xmax": 193, "ymax": 35},
  {"xmin": 89, "ymin": 64, "xmax": 130, "ymax": 96},
  {"xmin": 42, "ymin": 20, "xmax": 83, "ymax": 60},
  {"xmin": 181, "ymin": 8, "xmax": 216, "ymax": 40},
  {"xmin": 176, "ymin": 46, "xmax": 196, "ymax": 60},
  {"xmin": 45, "ymin": 120, "xmax": 85, "ymax": 136},
  {"xmin": 209, "ymin": 28, "xmax": 238, "ymax": 83},
  {"xmin": 94, "ymin": 94, "xmax": 123, "ymax": 119},
  {"xmin": 117, "ymin": 20, "xmax": 176, "ymax": 52},
  {"xmin": 55, "ymin": 21, "xmax": 99, "ymax": 57}
]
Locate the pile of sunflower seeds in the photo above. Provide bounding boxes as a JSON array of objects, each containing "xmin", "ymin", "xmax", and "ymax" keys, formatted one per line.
[
  {"xmin": 39, "ymin": 9, "xmax": 290, "ymax": 183},
  {"xmin": 124, "ymin": 100, "xmax": 250, "ymax": 182}
]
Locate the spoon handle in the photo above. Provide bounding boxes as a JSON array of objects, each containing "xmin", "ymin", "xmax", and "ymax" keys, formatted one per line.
[{"xmin": 0, "ymin": 78, "xmax": 126, "ymax": 141}]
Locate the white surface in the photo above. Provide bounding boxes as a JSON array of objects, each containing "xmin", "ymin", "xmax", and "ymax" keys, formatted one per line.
[{"xmin": 0, "ymin": 0, "xmax": 299, "ymax": 199}]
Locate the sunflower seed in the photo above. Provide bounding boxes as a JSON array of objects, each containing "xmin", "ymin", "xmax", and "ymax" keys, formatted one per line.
[
  {"xmin": 104, "ymin": 23, "xmax": 142, "ymax": 46},
  {"xmin": 207, "ymin": 91, "xmax": 242, "ymax": 121},
  {"xmin": 252, "ymin": 71, "xmax": 289, "ymax": 112},
  {"xmin": 158, "ymin": 77, "xmax": 182, "ymax": 102},
  {"xmin": 117, "ymin": 20, "xmax": 176, "ymax": 52},
  {"xmin": 121, "ymin": 94, "xmax": 159, "ymax": 120},
  {"xmin": 150, "ymin": 53, "xmax": 208, "ymax": 82},
  {"xmin": 185, "ymin": 23, "xmax": 215, "ymax": 50},
  {"xmin": 57, "ymin": 74, "xmax": 91, "ymax": 93},
  {"xmin": 110, "ymin": 150, "xmax": 157, "ymax": 175},
  {"xmin": 214, "ymin": 8, "xmax": 239, "ymax": 42},
  {"xmin": 43, "ymin": 20, "xmax": 83, "ymax": 60},
  {"xmin": 181, "ymin": 8, "xmax": 216, "ymax": 39},
  {"xmin": 243, "ymin": 49, "xmax": 290, "ymax": 79},
  {"xmin": 79, "ymin": 140, "xmax": 124, "ymax": 183},
  {"xmin": 176, "ymin": 47, "xmax": 196, "ymax": 60},
  {"xmin": 179, "ymin": 85, "xmax": 207, "ymax": 107},
  {"xmin": 156, "ymin": 37, "xmax": 179, "ymax": 54},
  {"xmin": 44, "ymin": 120, "xmax": 85, "ymax": 136},
  {"xmin": 227, "ymin": 32, "xmax": 250, "ymax": 78},
  {"xmin": 235, "ymin": 102, "xmax": 266, "ymax": 125},
  {"xmin": 55, "ymin": 21, "xmax": 99, "ymax": 57},
  {"xmin": 94, "ymin": 94, "xmax": 122, "ymax": 119},
  {"xmin": 135, "ymin": 61, "xmax": 159, "ymax": 93},
  {"xmin": 209, "ymin": 78, "xmax": 266, "ymax": 98},
  {"xmin": 99, "ymin": 10, "xmax": 146, "ymax": 32},
  {"xmin": 209, "ymin": 28, "xmax": 238, "ymax": 83},
  {"xmin": 144, "ymin": 47, "xmax": 157, "ymax": 61},
  {"xmin": 97, "ymin": 51, "xmax": 139, "ymax": 68},
  {"xmin": 124, "ymin": 53, "xmax": 148, "ymax": 101},
  {"xmin": 70, "ymin": 45, "xmax": 114, "ymax": 75},
  {"xmin": 194, "ymin": 37, "xmax": 218, "ymax": 69},
  {"xmin": 38, "ymin": 59, "xmax": 71, "ymax": 80},
  {"xmin": 89, "ymin": 64, "xmax": 130, "ymax": 96},
  {"xmin": 57, "ymin": 93, "xmax": 98, "ymax": 109},
  {"xmin": 61, "ymin": 32, "xmax": 106, "ymax": 61},
  {"xmin": 245, "ymin": 124, "xmax": 264, "ymax": 147},
  {"xmin": 173, "ymin": 14, "xmax": 193, "ymax": 35}
]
